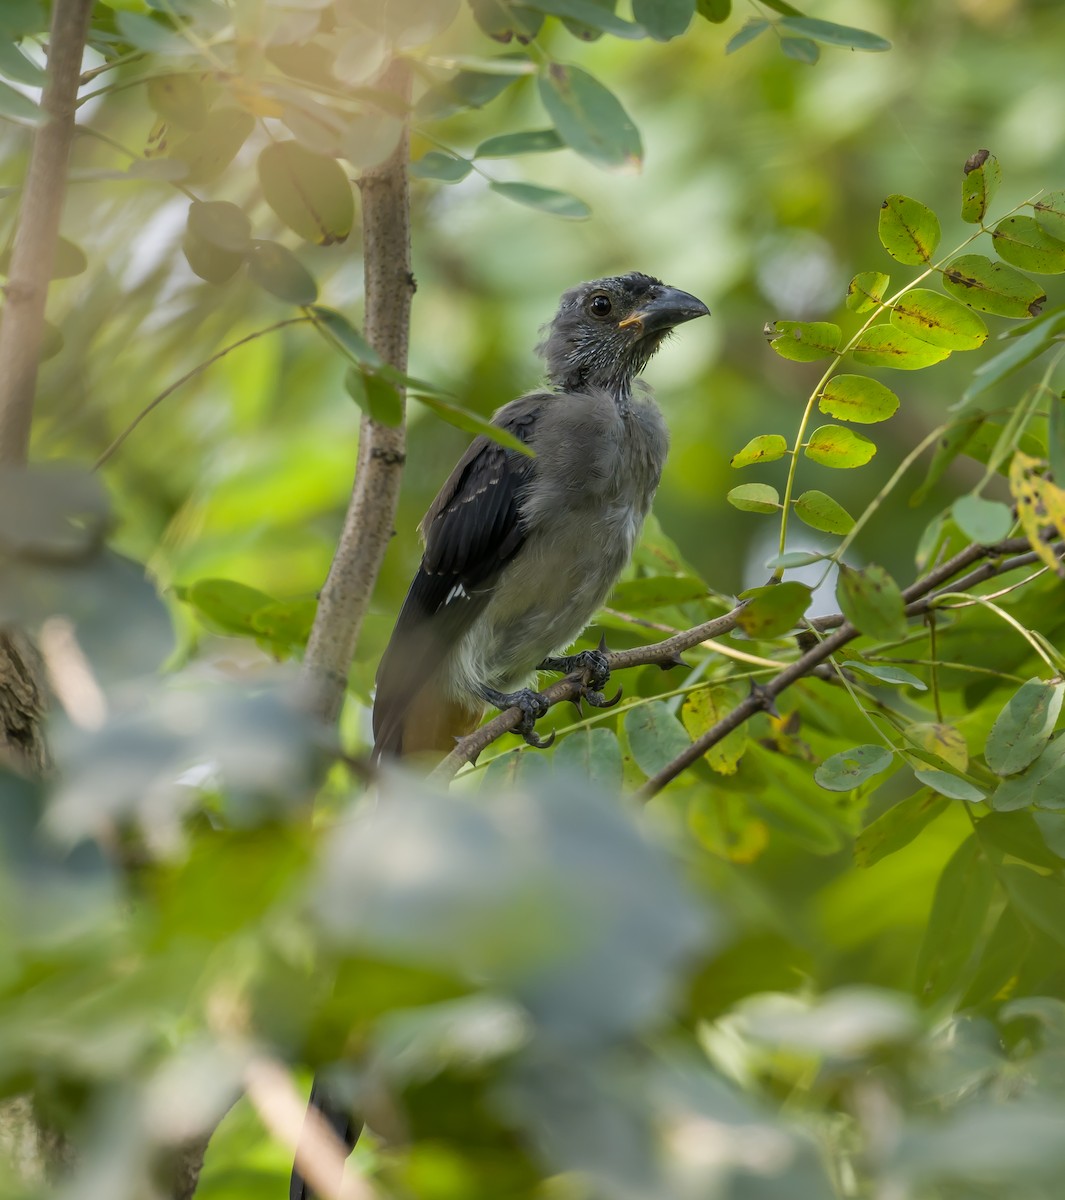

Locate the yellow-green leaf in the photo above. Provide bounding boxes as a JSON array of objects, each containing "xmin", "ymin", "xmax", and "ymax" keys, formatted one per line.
[
  {"xmin": 727, "ymin": 482, "xmax": 780, "ymax": 513},
  {"xmin": 850, "ymin": 325, "xmax": 951, "ymax": 370},
  {"xmin": 680, "ymin": 685, "xmax": 747, "ymax": 775},
  {"xmin": 793, "ymin": 489, "xmax": 854, "ymax": 534},
  {"xmin": 818, "ymin": 375, "xmax": 899, "ymax": 424},
  {"xmin": 257, "ymin": 141, "xmax": 354, "ymax": 245},
  {"xmin": 768, "ymin": 320, "xmax": 841, "ymax": 362},
  {"xmin": 737, "ymin": 581, "xmax": 811, "ymax": 637},
  {"xmin": 836, "ymin": 562, "xmax": 906, "ymax": 640},
  {"xmin": 805, "ymin": 424, "xmax": 876, "ymax": 468},
  {"xmin": 908, "ymin": 722, "xmax": 969, "ymax": 771},
  {"xmin": 730, "ymin": 433, "xmax": 788, "ymax": 468},
  {"xmin": 846, "ymin": 271, "xmax": 889, "ymax": 313},
  {"xmin": 878, "ymin": 194, "xmax": 941, "ymax": 265},
  {"xmin": 941, "ymin": 253, "xmax": 1046, "ymax": 319},
  {"xmin": 147, "ymin": 73, "xmax": 207, "ymax": 130},
  {"xmin": 1033, "ymin": 190, "xmax": 1065, "ymax": 242},
  {"xmin": 961, "ymin": 149, "xmax": 1002, "ymax": 224},
  {"xmin": 992, "ymin": 215, "xmax": 1065, "ymax": 274},
  {"xmin": 889, "ymin": 287, "xmax": 988, "ymax": 350},
  {"xmin": 854, "ymin": 788, "xmax": 948, "ymax": 868}
]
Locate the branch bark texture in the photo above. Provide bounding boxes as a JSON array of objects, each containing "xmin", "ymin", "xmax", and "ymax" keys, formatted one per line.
[{"xmin": 301, "ymin": 60, "xmax": 414, "ymax": 725}]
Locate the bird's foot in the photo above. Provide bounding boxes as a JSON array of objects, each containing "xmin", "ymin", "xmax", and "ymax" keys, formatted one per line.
[
  {"xmin": 539, "ymin": 641, "xmax": 620, "ymax": 710},
  {"xmin": 480, "ymin": 685, "xmax": 555, "ymax": 749}
]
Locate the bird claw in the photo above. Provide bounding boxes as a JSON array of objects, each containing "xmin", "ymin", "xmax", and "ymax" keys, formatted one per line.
[
  {"xmin": 584, "ymin": 684, "xmax": 623, "ymax": 710},
  {"xmin": 480, "ymin": 685, "xmax": 554, "ymax": 749}
]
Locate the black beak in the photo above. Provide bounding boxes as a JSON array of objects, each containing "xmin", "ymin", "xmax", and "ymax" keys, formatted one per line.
[{"xmin": 618, "ymin": 285, "xmax": 710, "ymax": 336}]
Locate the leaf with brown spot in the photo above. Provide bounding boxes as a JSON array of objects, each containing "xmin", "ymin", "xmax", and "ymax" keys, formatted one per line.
[
  {"xmin": 889, "ymin": 288, "xmax": 988, "ymax": 350},
  {"xmin": 992, "ymin": 215, "xmax": 1065, "ymax": 274},
  {"xmin": 941, "ymin": 253, "xmax": 1046, "ymax": 318},
  {"xmin": 960, "ymin": 149, "xmax": 1001, "ymax": 224},
  {"xmin": 1009, "ymin": 451, "xmax": 1065, "ymax": 577},
  {"xmin": 878, "ymin": 194, "xmax": 941, "ymax": 265}
]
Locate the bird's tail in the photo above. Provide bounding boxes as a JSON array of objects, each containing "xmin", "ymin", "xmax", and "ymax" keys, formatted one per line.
[
  {"xmin": 372, "ymin": 678, "xmax": 483, "ymax": 763},
  {"xmin": 289, "ymin": 1075, "xmax": 362, "ymax": 1200}
]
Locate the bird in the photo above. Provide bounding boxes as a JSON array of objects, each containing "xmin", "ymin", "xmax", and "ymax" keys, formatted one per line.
[
  {"xmin": 371, "ymin": 270, "xmax": 710, "ymax": 761},
  {"xmin": 289, "ymin": 272, "xmax": 708, "ymax": 1200}
]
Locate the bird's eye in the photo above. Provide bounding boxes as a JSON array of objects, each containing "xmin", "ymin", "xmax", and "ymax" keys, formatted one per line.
[{"xmin": 588, "ymin": 293, "xmax": 612, "ymax": 317}]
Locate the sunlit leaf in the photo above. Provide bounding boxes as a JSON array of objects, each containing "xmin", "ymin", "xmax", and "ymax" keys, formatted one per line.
[
  {"xmin": 737, "ymin": 581, "xmax": 812, "ymax": 637},
  {"xmin": 908, "ymin": 722, "xmax": 969, "ymax": 771},
  {"xmin": 632, "ymin": 0, "xmax": 694, "ymax": 41},
  {"xmin": 850, "ymin": 325, "xmax": 952, "ymax": 370},
  {"xmin": 793, "ymin": 489, "xmax": 854, "ymax": 534},
  {"xmin": 767, "ymin": 320, "xmax": 841, "ymax": 362},
  {"xmin": 951, "ymin": 494, "xmax": 1013, "ymax": 544},
  {"xmin": 843, "ymin": 660, "xmax": 927, "ymax": 690},
  {"xmin": 854, "ymin": 788, "xmax": 948, "ymax": 868},
  {"xmin": 941, "ymin": 253, "xmax": 1046, "ymax": 318},
  {"xmin": 489, "ymin": 181, "xmax": 590, "ymax": 219},
  {"xmin": 992, "ymin": 215, "xmax": 1065, "ymax": 274},
  {"xmin": 889, "ymin": 288, "xmax": 988, "ymax": 350},
  {"xmin": 818, "ymin": 375, "xmax": 899, "ymax": 424},
  {"xmin": 725, "ymin": 18, "xmax": 768, "ymax": 52},
  {"xmin": 836, "ymin": 563, "xmax": 906, "ymax": 640},
  {"xmin": 727, "ymin": 482, "xmax": 780, "ymax": 513},
  {"xmin": 1033, "ymin": 190, "xmax": 1065, "ymax": 242},
  {"xmin": 474, "ymin": 128, "xmax": 564, "ymax": 157},
  {"xmin": 986, "ymin": 678, "xmax": 1065, "ymax": 777},
  {"xmin": 624, "ymin": 700, "xmax": 691, "ymax": 777},
  {"xmin": 913, "ymin": 768, "xmax": 985, "ymax": 801},
  {"xmin": 730, "ymin": 434, "xmax": 788, "ymax": 468},
  {"xmin": 257, "ymin": 142, "xmax": 354, "ymax": 245},
  {"xmin": 814, "ymin": 744, "xmax": 893, "ymax": 792},
  {"xmin": 805, "ymin": 424, "xmax": 876, "ymax": 468},
  {"xmin": 246, "ymin": 240, "xmax": 317, "ymax": 305},
  {"xmin": 410, "ymin": 151, "xmax": 473, "ymax": 182},
  {"xmin": 181, "ymin": 578, "xmax": 275, "ymax": 636},
  {"xmin": 778, "ymin": 15, "xmax": 891, "ymax": 51},
  {"xmin": 1010, "ymin": 451, "xmax": 1065, "ymax": 577},
  {"xmin": 846, "ymin": 271, "xmax": 889, "ymax": 313},
  {"xmin": 681, "ymin": 686, "xmax": 747, "ymax": 775},
  {"xmin": 878, "ymin": 194, "xmax": 941, "ymax": 265},
  {"xmin": 961, "ymin": 149, "xmax": 1002, "ymax": 224},
  {"xmin": 538, "ymin": 64, "xmax": 642, "ymax": 169}
]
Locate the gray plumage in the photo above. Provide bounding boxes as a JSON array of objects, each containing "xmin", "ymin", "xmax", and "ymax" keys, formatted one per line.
[{"xmin": 371, "ymin": 271, "xmax": 709, "ymax": 759}]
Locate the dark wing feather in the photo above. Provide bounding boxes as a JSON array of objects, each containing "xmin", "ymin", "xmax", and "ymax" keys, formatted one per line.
[{"xmin": 371, "ymin": 403, "xmax": 542, "ymax": 756}]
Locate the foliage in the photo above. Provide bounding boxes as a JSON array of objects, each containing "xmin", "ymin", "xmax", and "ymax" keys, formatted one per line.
[{"xmin": 2, "ymin": 2, "xmax": 1065, "ymax": 1200}]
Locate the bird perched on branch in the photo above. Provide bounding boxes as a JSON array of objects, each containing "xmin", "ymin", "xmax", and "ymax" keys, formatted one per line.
[
  {"xmin": 290, "ymin": 272, "xmax": 708, "ymax": 1200},
  {"xmin": 371, "ymin": 271, "xmax": 709, "ymax": 761}
]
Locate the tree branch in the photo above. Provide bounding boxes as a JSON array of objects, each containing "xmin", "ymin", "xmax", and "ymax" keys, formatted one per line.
[
  {"xmin": 430, "ymin": 536, "xmax": 1060, "ymax": 788},
  {"xmin": 301, "ymin": 60, "xmax": 414, "ymax": 725}
]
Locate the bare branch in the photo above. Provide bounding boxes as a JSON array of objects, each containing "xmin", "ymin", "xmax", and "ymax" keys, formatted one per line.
[{"xmin": 301, "ymin": 60, "xmax": 415, "ymax": 725}]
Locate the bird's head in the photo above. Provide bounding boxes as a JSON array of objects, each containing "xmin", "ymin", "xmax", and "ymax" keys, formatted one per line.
[{"xmin": 537, "ymin": 272, "xmax": 709, "ymax": 396}]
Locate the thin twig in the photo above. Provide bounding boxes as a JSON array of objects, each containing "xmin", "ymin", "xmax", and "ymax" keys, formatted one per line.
[{"xmin": 93, "ymin": 317, "xmax": 310, "ymax": 470}]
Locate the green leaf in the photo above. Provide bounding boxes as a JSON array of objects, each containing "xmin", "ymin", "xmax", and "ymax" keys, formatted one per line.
[
  {"xmin": 529, "ymin": 0, "xmax": 646, "ymax": 38},
  {"xmin": 474, "ymin": 128, "xmax": 564, "ymax": 157},
  {"xmin": 961, "ymin": 311, "xmax": 1065, "ymax": 405},
  {"xmin": 908, "ymin": 722, "xmax": 969, "ymax": 770},
  {"xmin": 805, "ymin": 424, "xmax": 876, "ymax": 468},
  {"xmin": 345, "ymin": 367, "xmax": 403, "ymax": 426},
  {"xmin": 632, "ymin": 0, "xmax": 694, "ymax": 40},
  {"xmin": 538, "ymin": 65, "xmax": 642, "ymax": 170},
  {"xmin": 246, "ymin": 241, "xmax": 318, "ymax": 305},
  {"xmin": 818, "ymin": 374, "xmax": 899, "ymax": 424},
  {"xmin": 413, "ymin": 393, "xmax": 535, "ymax": 457},
  {"xmin": 146, "ymin": 73, "xmax": 207, "ymax": 130},
  {"xmin": 1033, "ymin": 190, "xmax": 1065, "ymax": 242},
  {"xmin": 767, "ymin": 320, "xmax": 841, "ymax": 362},
  {"xmin": 0, "ymin": 40, "xmax": 45, "ymax": 86},
  {"xmin": 737, "ymin": 581, "xmax": 811, "ymax": 637},
  {"xmin": 468, "ymin": 0, "xmax": 543, "ymax": 43},
  {"xmin": 941, "ymin": 253, "xmax": 1047, "ymax": 319},
  {"xmin": 846, "ymin": 271, "xmax": 890, "ymax": 313},
  {"xmin": 814, "ymin": 744, "xmax": 893, "ymax": 792},
  {"xmin": 181, "ymin": 229, "xmax": 243, "ymax": 284},
  {"xmin": 257, "ymin": 142, "xmax": 354, "ymax": 245},
  {"xmin": 986, "ymin": 678, "xmax": 1065, "ymax": 777},
  {"xmin": 726, "ymin": 19, "xmax": 769, "ymax": 53},
  {"xmin": 836, "ymin": 562, "xmax": 906, "ymax": 640},
  {"xmin": 779, "ymin": 36, "xmax": 819, "ymax": 64},
  {"xmin": 415, "ymin": 61, "xmax": 523, "ymax": 120},
  {"xmin": 554, "ymin": 727, "xmax": 623, "ymax": 791},
  {"xmin": 410, "ymin": 151, "xmax": 473, "ymax": 182},
  {"xmin": 730, "ymin": 433, "xmax": 788, "ymax": 468},
  {"xmin": 889, "ymin": 288, "xmax": 988, "ymax": 350},
  {"xmin": 115, "ymin": 10, "xmax": 186, "ymax": 54},
  {"xmin": 695, "ymin": 0, "xmax": 730, "ymax": 22},
  {"xmin": 879, "ymin": 194, "xmax": 941, "ymax": 265},
  {"xmin": 182, "ymin": 578, "xmax": 275, "ymax": 636},
  {"xmin": 913, "ymin": 768, "xmax": 985, "ymax": 801},
  {"xmin": 777, "ymin": 15, "xmax": 891, "ymax": 51},
  {"xmin": 488, "ymin": 181, "xmax": 590, "ymax": 219},
  {"xmin": 1000, "ymin": 864, "xmax": 1065, "ymax": 951},
  {"xmin": 850, "ymin": 325, "xmax": 952, "ymax": 370},
  {"xmin": 170, "ymin": 108, "xmax": 254, "ymax": 185},
  {"xmin": 609, "ymin": 575, "xmax": 707, "ymax": 610},
  {"xmin": 793, "ymin": 489, "xmax": 854, "ymax": 534},
  {"xmin": 960, "ymin": 902, "xmax": 1029, "ymax": 1008},
  {"xmin": 250, "ymin": 598, "xmax": 317, "ymax": 650},
  {"xmin": 842, "ymin": 660, "xmax": 927, "ymax": 690},
  {"xmin": 0, "ymin": 235, "xmax": 87, "ymax": 281},
  {"xmin": 764, "ymin": 549, "xmax": 827, "ymax": 568},
  {"xmin": 961, "ymin": 149, "xmax": 1002, "ymax": 224},
  {"xmin": 0, "ymin": 77, "xmax": 39, "ymax": 124},
  {"xmin": 186, "ymin": 200, "xmax": 252, "ymax": 253},
  {"xmin": 727, "ymin": 482, "xmax": 779, "ymax": 513},
  {"xmin": 854, "ymin": 788, "xmax": 948, "ymax": 868},
  {"xmin": 910, "ymin": 415, "xmax": 986, "ymax": 505},
  {"xmin": 624, "ymin": 700, "xmax": 691, "ymax": 777},
  {"xmin": 680, "ymin": 686, "xmax": 747, "ymax": 775},
  {"xmin": 951, "ymin": 494, "xmax": 1013, "ymax": 544},
  {"xmin": 993, "ymin": 215, "xmax": 1065, "ymax": 274},
  {"xmin": 915, "ymin": 835, "xmax": 995, "ymax": 999},
  {"xmin": 309, "ymin": 306, "xmax": 383, "ymax": 368}
]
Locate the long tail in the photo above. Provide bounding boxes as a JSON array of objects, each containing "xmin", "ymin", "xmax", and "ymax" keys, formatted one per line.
[{"xmin": 288, "ymin": 1076, "xmax": 362, "ymax": 1200}]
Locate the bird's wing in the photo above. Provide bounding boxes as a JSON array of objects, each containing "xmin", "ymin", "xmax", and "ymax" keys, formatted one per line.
[{"xmin": 371, "ymin": 398, "xmax": 544, "ymax": 757}]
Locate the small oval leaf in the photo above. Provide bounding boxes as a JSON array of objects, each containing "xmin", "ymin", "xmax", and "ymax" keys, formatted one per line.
[
  {"xmin": 952, "ymin": 494, "xmax": 1013, "ymax": 544},
  {"xmin": 837, "ymin": 563, "xmax": 906, "ymax": 640},
  {"xmin": 941, "ymin": 253, "xmax": 1046, "ymax": 319},
  {"xmin": 768, "ymin": 320, "xmax": 841, "ymax": 362},
  {"xmin": 846, "ymin": 271, "xmax": 890, "ymax": 313},
  {"xmin": 257, "ymin": 141, "xmax": 354, "ymax": 245},
  {"xmin": 993, "ymin": 215, "xmax": 1065, "ymax": 274},
  {"xmin": 246, "ymin": 240, "xmax": 318, "ymax": 305},
  {"xmin": 727, "ymin": 482, "xmax": 780, "ymax": 513},
  {"xmin": 488, "ymin": 181, "xmax": 590, "ymax": 219},
  {"xmin": 842, "ymin": 660, "xmax": 927, "ymax": 690},
  {"xmin": 186, "ymin": 200, "xmax": 252, "ymax": 253},
  {"xmin": 730, "ymin": 433, "xmax": 788, "ymax": 468},
  {"xmin": 624, "ymin": 700, "xmax": 691, "ymax": 777},
  {"xmin": 793, "ymin": 489, "xmax": 854, "ymax": 534},
  {"xmin": 879, "ymin": 194, "xmax": 941, "ymax": 265},
  {"xmin": 805, "ymin": 424, "xmax": 877, "ymax": 468},
  {"xmin": 889, "ymin": 288, "xmax": 988, "ymax": 350},
  {"xmin": 538, "ymin": 64, "xmax": 642, "ymax": 170},
  {"xmin": 818, "ymin": 375, "xmax": 899, "ymax": 424},
  {"xmin": 726, "ymin": 18, "xmax": 769, "ymax": 52},
  {"xmin": 961, "ymin": 149, "xmax": 1002, "ymax": 224},
  {"xmin": 815, "ymin": 744, "xmax": 893, "ymax": 791},
  {"xmin": 850, "ymin": 325, "xmax": 952, "ymax": 370},
  {"xmin": 474, "ymin": 128, "xmax": 564, "ymax": 157},
  {"xmin": 737, "ymin": 581, "xmax": 812, "ymax": 638},
  {"xmin": 1033, "ymin": 190, "xmax": 1065, "ymax": 243},
  {"xmin": 777, "ymin": 15, "xmax": 891, "ymax": 51},
  {"xmin": 410, "ymin": 150, "xmax": 473, "ymax": 182},
  {"xmin": 680, "ymin": 685, "xmax": 747, "ymax": 775},
  {"xmin": 913, "ymin": 768, "xmax": 985, "ymax": 801},
  {"xmin": 986, "ymin": 678, "xmax": 1065, "ymax": 777}
]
